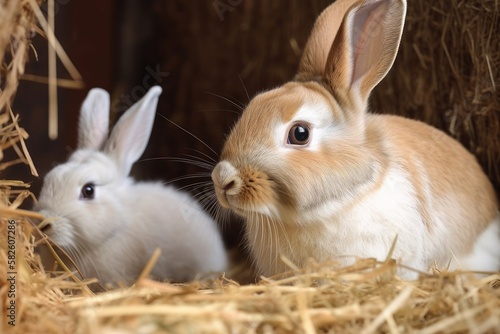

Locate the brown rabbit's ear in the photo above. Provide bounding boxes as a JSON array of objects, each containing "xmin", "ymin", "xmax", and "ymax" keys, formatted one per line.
[
  {"xmin": 324, "ymin": 0, "xmax": 406, "ymax": 106},
  {"xmin": 296, "ymin": 0, "xmax": 357, "ymax": 81}
]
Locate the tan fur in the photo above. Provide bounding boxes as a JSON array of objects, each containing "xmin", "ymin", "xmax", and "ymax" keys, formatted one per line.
[
  {"xmin": 221, "ymin": 91, "xmax": 299, "ymax": 161},
  {"xmin": 297, "ymin": 0, "xmax": 358, "ymax": 80},
  {"xmin": 218, "ymin": 82, "xmax": 373, "ymax": 213},
  {"xmin": 368, "ymin": 115, "xmax": 498, "ymax": 249},
  {"xmin": 220, "ymin": 80, "xmax": 498, "ymax": 235}
]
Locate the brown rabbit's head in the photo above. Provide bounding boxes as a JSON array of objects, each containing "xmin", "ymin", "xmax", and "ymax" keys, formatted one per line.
[{"xmin": 212, "ymin": 0, "xmax": 406, "ymax": 223}]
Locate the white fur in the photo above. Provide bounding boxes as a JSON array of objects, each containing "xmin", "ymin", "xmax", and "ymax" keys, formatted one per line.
[
  {"xmin": 276, "ymin": 102, "xmax": 340, "ymax": 152},
  {"xmin": 235, "ymin": 149, "xmax": 500, "ymax": 279},
  {"xmin": 452, "ymin": 215, "xmax": 500, "ymax": 272},
  {"xmin": 241, "ymin": 162, "xmax": 427, "ymax": 279},
  {"xmin": 37, "ymin": 86, "xmax": 227, "ymax": 286},
  {"xmin": 78, "ymin": 88, "xmax": 110, "ymax": 150}
]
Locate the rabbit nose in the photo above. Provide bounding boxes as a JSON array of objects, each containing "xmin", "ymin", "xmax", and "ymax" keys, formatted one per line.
[
  {"xmin": 212, "ymin": 161, "xmax": 241, "ymax": 196},
  {"xmin": 221, "ymin": 178, "xmax": 242, "ymax": 196},
  {"xmin": 223, "ymin": 180, "xmax": 235, "ymax": 191},
  {"xmin": 37, "ymin": 210, "xmax": 58, "ymax": 233}
]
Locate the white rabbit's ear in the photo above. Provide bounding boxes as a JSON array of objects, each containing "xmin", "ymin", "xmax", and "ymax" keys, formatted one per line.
[
  {"xmin": 104, "ymin": 86, "xmax": 162, "ymax": 177},
  {"xmin": 324, "ymin": 0, "xmax": 406, "ymax": 107},
  {"xmin": 296, "ymin": 0, "xmax": 356, "ymax": 81},
  {"xmin": 78, "ymin": 88, "xmax": 110, "ymax": 150}
]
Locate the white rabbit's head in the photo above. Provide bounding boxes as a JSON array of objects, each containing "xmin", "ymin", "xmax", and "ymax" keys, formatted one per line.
[{"xmin": 37, "ymin": 86, "xmax": 162, "ymax": 254}]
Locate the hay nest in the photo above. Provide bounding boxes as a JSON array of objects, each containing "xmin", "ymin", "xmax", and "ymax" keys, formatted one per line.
[
  {"xmin": 1, "ymin": 224, "xmax": 500, "ymax": 333},
  {"xmin": 1, "ymin": 0, "xmax": 499, "ymax": 333}
]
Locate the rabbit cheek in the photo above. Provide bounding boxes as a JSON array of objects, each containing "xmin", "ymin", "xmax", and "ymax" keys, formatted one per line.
[
  {"xmin": 237, "ymin": 167, "xmax": 277, "ymax": 214},
  {"xmin": 282, "ymin": 151, "xmax": 331, "ymax": 205}
]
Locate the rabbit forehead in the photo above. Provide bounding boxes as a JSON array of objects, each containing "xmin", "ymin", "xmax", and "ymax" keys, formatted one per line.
[
  {"xmin": 44, "ymin": 150, "xmax": 117, "ymax": 190},
  {"xmin": 223, "ymin": 81, "xmax": 338, "ymax": 158},
  {"xmin": 249, "ymin": 81, "xmax": 337, "ymax": 122}
]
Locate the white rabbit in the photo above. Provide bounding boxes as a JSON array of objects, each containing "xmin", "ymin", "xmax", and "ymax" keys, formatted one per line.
[
  {"xmin": 36, "ymin": 86, "xmax": 227, "ymax": 286},
  {"xmin": 211, "ymin": 0, "xmax": 500, "ymax": 279}
]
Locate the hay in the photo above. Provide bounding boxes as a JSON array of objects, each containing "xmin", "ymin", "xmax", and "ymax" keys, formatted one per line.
[
  {"xmin": 1, "ymin": 0, "xmax": 499, "ymax": 333},
  {"xmin": 2, "ymin": 229, "xmax": 500, "ymax": 333},
  {"xmin": 0, "ymin": 0, "xmax": 39, "ymax": 236}
]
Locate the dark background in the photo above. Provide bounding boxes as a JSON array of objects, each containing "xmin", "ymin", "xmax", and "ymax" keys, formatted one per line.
[{"xmin": 6, "ymin": 0, "xmax": 500, "ymax": 250}]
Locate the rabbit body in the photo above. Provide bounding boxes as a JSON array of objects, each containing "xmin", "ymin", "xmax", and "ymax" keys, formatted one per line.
[
  {"xmin": 37, "ymin": 87, "xmax": 227, "ymax": 286},
  {"xmin": 212, "ymin": 0, "xmax": 500, "ymax": 278}
]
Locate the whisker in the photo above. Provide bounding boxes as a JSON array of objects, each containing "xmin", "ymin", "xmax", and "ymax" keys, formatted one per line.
[
  {"xmin": 195, "ymin": 184, "xmax": 217, "ymax": 196},
  {"xmin": 226, "ymin": 94, "xmax": 247, "ymax": 110},
  {"xmin": 192, "ymin": 183, "xmax": 216, "ymax": 195},
  {"xmin": 74, "ymin": 249, "xmax": 103, "ymax": 288},
  {"xmin": 164, "ymin": 173, "xmax": 212, "ymax": 186},
  {"xmin": 237, "ymin": 72, "xmax": 250, "ymax": 103},
  {"xmin": 216, "ymin": 207, "xmax": 233, "ymax": 232},
  {"xmin": 205, "ymin": 92, "xmax": 245, "ymax": 111},
  {"xmin": 67, "ymin": 247, "xmax": 89, "ymax": 279},
  {"xmin": 156, "ymin": 113, "xmax": 219, "ymax": 158},
  {"xmin": 206, "ymin": 197, "xmax": 220, "ymax": 219},
  {"xmin": 195, "ymin": 108, "xmax": 241, "ymax": 115},
  {"xmin": 265, "ymin": 216, "xmax": 273, "ymax": 273},
  {"xmin": 176, "ymin": 155, "xmax": 215, "ymax": 170},
  {"xmin": 251, "ymin": 213, "xmax": 259, "ymax": 258},
  {"xmin": 176, "ymin": 180, "xmax": 214, "ymax": 192},
  {"xmin": 192, "ymin": 187, "xmax": 219, "ymax": 204},
  {"xmin": 139, "ymin": 156, "xmax": 214, "ymax": 171},
  {"xmin": 258, "ymin": 214, "xmax": 266, "ymax": 272},
  {"xmin": 200, "ymin": 191, "xmax": 232, "ymax": 234},
  {"xmin": 185, "ymin": 149, "xmax": 218, "ymax": 164},
  {"xmin": 267, "ymin": 215, "xmax": 277, "ymax": 272},
  {"xmin": 38, "ymin": 230, "xmax": 86, "ymax": 280},
  {"xmin": 210, "ymin": 200, "xmax": 227, "ymax": 228},
  {"xmin": 276, "ymin": 218, "xmax": 293, "ymax": 257}
]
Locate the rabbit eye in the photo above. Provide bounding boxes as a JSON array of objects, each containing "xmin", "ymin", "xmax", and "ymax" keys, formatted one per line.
[
  {"xmin": 81, "ymin": 183, "xmax": 95, "ymax": 200},
  {"xmin": 287, "ymin": 123, "xmax": 310, "ymax": 145}
]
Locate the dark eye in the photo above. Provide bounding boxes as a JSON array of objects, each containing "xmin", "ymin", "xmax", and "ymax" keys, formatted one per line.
[
  {"xmin": 81, "ymin": 183, "xmax": 95, "ymax": 200},
  {"xmin": 287, "ymin": 123, "xmax": 310, "ymax": 145}
]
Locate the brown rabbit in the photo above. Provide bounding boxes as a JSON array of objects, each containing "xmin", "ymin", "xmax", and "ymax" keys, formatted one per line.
[{"xmin": 212, "ymin": 0, "xmax": 500, "ymax": 278}]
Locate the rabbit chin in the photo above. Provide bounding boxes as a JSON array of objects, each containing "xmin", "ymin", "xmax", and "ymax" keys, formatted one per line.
[
  {"xmin": 228, "ymin": 198, "xmax": 326, "ymax": 226},
  {"xmin": 231, "ymin": 204, "xmax": 280, "ymax": 220},
  {"xmin": 213, "ymin": 186, "xmax": 279, "ymax": 219},
  {"xmin": 219, "ymin": 184, "xmax": 332, "ymax": 223}
]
